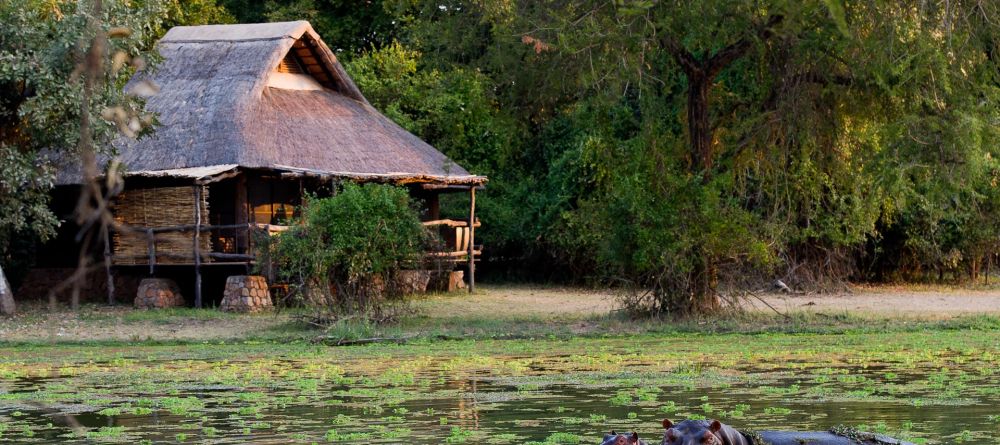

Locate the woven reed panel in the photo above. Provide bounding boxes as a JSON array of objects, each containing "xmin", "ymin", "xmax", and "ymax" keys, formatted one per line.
[{"xmin": 112, "ymin": 186, "xmax": 211, "ymax": 265}]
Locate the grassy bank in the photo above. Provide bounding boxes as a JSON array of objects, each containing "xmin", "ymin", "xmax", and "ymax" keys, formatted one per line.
[{"xmin": 2, "ymin": 285, "xmax": 1000, "ymax": 347}]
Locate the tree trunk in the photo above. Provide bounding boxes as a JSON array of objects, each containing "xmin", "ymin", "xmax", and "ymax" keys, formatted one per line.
[
  {"xmin": 662, "ymin": 15, "xmax": 782, "ymax": 315},
  {"xmin": 685, "ymin": 76, "xmax": 721, "ymax": 313},
  {"xmin": 0, "ymin": 264, "xmax": 15, "ymax": 316},
  {"xmin": 681, "ymin": 73, "xmax": 721, "ymax": 314},
  {"xmin": 688, "ymin": 250, "xmax": 720, "ymax": 313},
  {"xmin": 687, "ymin": 75, "xmax": 714, "ymax": 178}
]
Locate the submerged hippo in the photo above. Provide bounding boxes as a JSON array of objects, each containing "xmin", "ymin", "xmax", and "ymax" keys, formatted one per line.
[
  {"xmin": 601, "ymin": 431, "xmax": 646, "ymax": 445},
  {"xmin": 659, "ymin": 418, "xmax": 916, "ymax": 445},
  {"xmin": 661, "ymin": 419, "xmax": 748, "ymax": 444}
]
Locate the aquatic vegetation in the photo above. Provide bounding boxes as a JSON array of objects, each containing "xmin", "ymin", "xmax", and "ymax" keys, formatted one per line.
[{"xmin": 0, "ymin": 329, "xmax": 998, "ymax": 443}]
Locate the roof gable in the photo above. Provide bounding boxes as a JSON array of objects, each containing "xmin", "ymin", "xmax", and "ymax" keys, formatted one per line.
[
  {"xmin": 96, "ymin": 21, "xmax": 484, "ymax": 186},
  {"xmin": 152, "ymin": 21, "xmax": 366, "ymax": 104}
]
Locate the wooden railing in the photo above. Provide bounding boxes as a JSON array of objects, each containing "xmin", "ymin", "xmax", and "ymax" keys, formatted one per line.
[
  {"xmin": 113, "ymin": 220, "xmax": 480, "ymax": 267},
  {"xmin": 109, "ymin": 222, "xmax": 290, "ymax": 308},
  {"xmin": 110, "ymin": 218, "xmax": 482, "ymax": 307},
  {"xmin": 111, "ymin": 223, "xmax": 290, "ymax": 267},
  {"xmin": 422, "ymin": 219, "xmax": 482, "ymax": 260}
]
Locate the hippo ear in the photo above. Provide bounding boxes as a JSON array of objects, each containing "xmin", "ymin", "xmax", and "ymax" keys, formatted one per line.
[
  {"xmin": 662, "ymin": 418, "xmax": 673, "ymax": 429},
  {"xmin": 630, "ymin": 432, "xmax": 640, "ymax": 443},
  {"xmin": 710, "ymin": 420, "xmax": 722, "ymax": 433}
]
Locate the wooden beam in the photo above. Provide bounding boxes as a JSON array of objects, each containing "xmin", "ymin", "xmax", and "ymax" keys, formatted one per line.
[
  {"xmin": 114, "ymin": 222, "xmax": 288, "ymax": 234},
  {"xmin": 422, "ymin": 184, "xmax": 487, "ymax": 192},
  {"xmin": 428, "ymin": 193, "xmax": 440, "ymax": 220},
  {"xmin": 421, "ymin": 184, "xmax": 472, "ymax": 191},
  {"xmin": 103, "ymin": 223, "xmax": 115, "ymax": 305},
  {"xmin": 196, "ymin": 168, "xmax": 241, "ymax": 185},
  {"xmin": 237, "ymin": 173, "xmax": 248, "ymax": 253},
  {"xmin": 146, "ymin": 228, "xmax": 156, "ymax": 275},
  {"xmin": 426, "ymin": 250, "xmax": 483, "ymax": 258},
  {"xmin": 422, "ymin": 219, "xmax": 481, "ymax": 228},
  {"xmin": 193, "ymin": 185, "xmax": 203, "ymax": 308},
  {"xmin": 468, "ymin": 187, "xmax": 476, "ymax": 293},
  {"xmin": 208, "ymin": 252, "xmax": 255, "ymax": 261},
  {"xmin": 302, "ymin": 35, "xmax": 340, "ymax": 91}
]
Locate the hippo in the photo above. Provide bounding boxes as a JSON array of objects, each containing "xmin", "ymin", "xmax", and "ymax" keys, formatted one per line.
[
  {"xmin": 754, "ymin": 431, "xmax": 914, "ymax": 445},
  {"xmin": 659, "ymin": 418, "xmax": 917, "ymax": 445},
  {"xmin": 601, "ymin": 431, "xmax": 647, "ymax": 445},
  {"xmin": 661, "ymin": 419, "xmax": 752, "ymax": 445}
]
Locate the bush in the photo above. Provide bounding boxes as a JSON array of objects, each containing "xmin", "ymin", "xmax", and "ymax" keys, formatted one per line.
[{"xmin": 258, "ymin": 183, "xmax": 434, "ymax": 319}]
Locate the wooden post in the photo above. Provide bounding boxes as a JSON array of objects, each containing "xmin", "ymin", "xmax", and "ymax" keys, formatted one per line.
[
  {"xmin": 987, "ymin": 253, "xmax": 992, "ymax": 286},
  {"xmin": 429, "ymin": 193, "xmax": 441, "ymax": 220},
  {"xmin": 467, "ymin": 187, "xmax": 476, "ymax": 294},
  {"xmin": 0, "ymin": 264, "xmax": 14, "ymax": 316},
  {"xmin": 103, "ymin": 224, "xmax": 115, "ymax": 305},
  {"xmin": 235, "ymin": 173, "xmax": 248, "ymax": 253},
  {"xmin": 193, "ymin": 185, "xmax": 203, "ymax": 308},
  {"xmin": 147, "ymin": 228, "xmax": 156, "ymax": 276}
]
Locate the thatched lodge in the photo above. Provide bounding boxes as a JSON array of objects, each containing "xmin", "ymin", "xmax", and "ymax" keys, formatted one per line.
[{"xmin": 31, "ymin": 21, "xmax": 485, "ymax": 307}]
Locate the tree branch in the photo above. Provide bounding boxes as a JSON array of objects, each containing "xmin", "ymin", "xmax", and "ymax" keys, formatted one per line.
[
  {"xmin": 706, "ymin": 14, "xmax": 784, "ymax": 78},
  {"xmin": 660, "ymin": 34, "xmax": 702, "ymax": 77}
]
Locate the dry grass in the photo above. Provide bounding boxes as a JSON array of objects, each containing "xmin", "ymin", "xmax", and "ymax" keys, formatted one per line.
[
  {"xmin": 4, "ymin": 283, "xmax": 1000, "ymax": 344},
  {"xmin": 413, "ymin": 285, "xmax": 616, "ymax": 319}
]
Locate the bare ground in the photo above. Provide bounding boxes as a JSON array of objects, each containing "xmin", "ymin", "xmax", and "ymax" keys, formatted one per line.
[
  {"xmin": 422, "ymin": 284, "xmax": 1000, "ymax": 318},
  {"xmin": 746, "ymin": 285, "xmax": 1000, "ymax": 317},
  {"xmin": 0, "ymin": 303, "xmax": 292, "ymax": 343},
  {"xmin": 3, "ymin": 284, "xmax": 1000, "ymax": 342},
  {"xmin": 415, "ymin": 285, "xmax": 618, "ymax": 318}
]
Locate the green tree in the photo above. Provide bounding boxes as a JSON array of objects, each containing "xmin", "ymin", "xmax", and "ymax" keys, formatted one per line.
[
  {"xmin": 388, "ymin": 0, "xmax": 1000, "ymax": 313},
  {"xmin": 0, "ymin": 0, "xmax": 166, "ymax": 266},
  {"xmin": 219, "ymin": 0, "xmax": 396, "ymax": 55},
  {"xmin": 345, "ymin": 41, "xmax": 516, "ymax": 173},
  {"xmin": 0, "ymin": 0, "xmax": 232, "ymax": 307}
]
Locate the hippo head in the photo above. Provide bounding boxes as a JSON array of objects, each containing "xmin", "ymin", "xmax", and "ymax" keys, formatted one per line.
[
  {"xmin": 660, "ymin": 419, "xmax": 725, "ymax": 445},
  {"xmin": 601, "ymin": 431, "xmax": 642, "ymax": 445}
]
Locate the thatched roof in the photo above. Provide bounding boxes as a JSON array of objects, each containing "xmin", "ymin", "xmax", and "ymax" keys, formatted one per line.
[{"xmin": 65, "ymin": 21, "xmax": 484, "ymax": 186}]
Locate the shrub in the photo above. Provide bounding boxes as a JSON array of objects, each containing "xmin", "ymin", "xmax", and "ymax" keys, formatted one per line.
[{"xmin": 258, "ymin": 183, "xmax": 434, "ymax": 319}]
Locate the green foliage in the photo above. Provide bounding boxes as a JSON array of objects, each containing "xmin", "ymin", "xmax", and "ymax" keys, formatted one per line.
[
  {"xmin": 345, "ymin": 41, "xmax": 517, "ymax": 175},
  {"xmin": 219, "ymin": 0, "xmax": 396, "ymax": 55},
  {"xmin": 0, "ymin": 0, "xmax": 174, "ymax": 278},
  {"xmin": 159, "ymin": 0, "xmax": 235, "ymax": 32},
  {"xmin": 0, "ymin": 0, "xmax": 154, "ymax": 237},
  {"xmin": 382, "ymin": 0, "xmax": 1000, "ymax": 299},
  {"xmin": 6, "ymin": 0, "xmax": 1000, "ymax": 311},
  {"xmin": 305, "ymin": 183, "xmax": 426, "ymax": 279},
  {"xmin": 344, "ymin": 41, "xmax": 531, "ymax": 266},
  {"xmin": 260, "ymin": 183, "xmax": 430, "ymax": 316}
]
